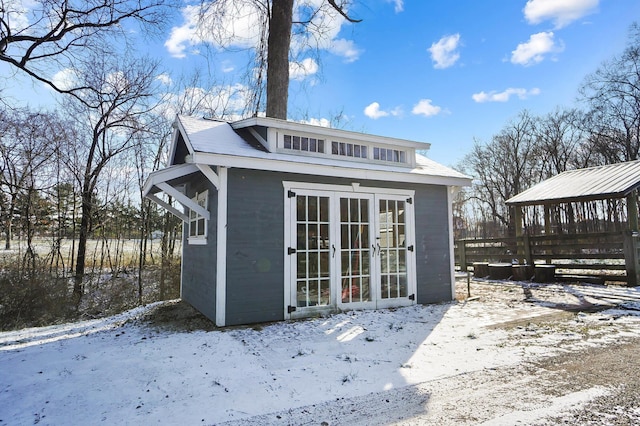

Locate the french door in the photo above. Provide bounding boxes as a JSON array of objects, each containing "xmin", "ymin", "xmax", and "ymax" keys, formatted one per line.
[{"xmin": 286, "ymin": 185, "xmax": 415, "ymax": 318}]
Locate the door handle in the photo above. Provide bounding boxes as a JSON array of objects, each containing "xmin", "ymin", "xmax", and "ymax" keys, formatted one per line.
[
  {"xmin": 332, "ymin": 244, "xmax": 336, "ymax": 258},
  {"xmin": 376, "ymin": 243, "xmax": 381, "ymax": 256},
  {"xmin": 371, "ymin": 244, "xmax": 376, "ymax": 257}
]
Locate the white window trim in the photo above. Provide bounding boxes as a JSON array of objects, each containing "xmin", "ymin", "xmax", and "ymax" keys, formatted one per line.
[
  {"xmin": 188, "ymin": 190, "xmax": 208, "ymax": 245},
  {"xmin": 274, "ymin": 131, "xmax": 414, "ymax": 167}
]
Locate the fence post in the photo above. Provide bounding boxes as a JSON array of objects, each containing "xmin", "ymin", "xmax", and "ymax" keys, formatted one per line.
[
  {"xmin": 459, "ymin": 240, "xmax": 467, "ymax": 273},
  {"xmin": 623, "ymin": 230, "xmax": 640, "ymax": 287},
  {"xmin": 523, "ymin": 233, "xmax": 533, "ymax": 265}
]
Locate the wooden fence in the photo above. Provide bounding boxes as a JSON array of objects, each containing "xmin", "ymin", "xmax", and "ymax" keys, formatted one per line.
[{"xmin": 455, "ymin": 231, "xmax": 640, "ymax": 285}]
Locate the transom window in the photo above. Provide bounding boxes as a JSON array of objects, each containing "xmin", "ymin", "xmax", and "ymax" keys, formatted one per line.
[
  {"xmin": 189, "ymin": 190, "xmax": 207, "ymax": 244},
  {"xmin": 373, "ymin": 147, "xmax": 406, "ymax": 163},
  {"xmin": 331, "ymin": 141, "xmax": 368, "ymax": 159},
  {"xmin": 278, "ymin": 132, "xmax": 412, "ymax": 166},
  {"xmin": 283, "ymin": 134, "xmax": 325, "ymax": 153}
]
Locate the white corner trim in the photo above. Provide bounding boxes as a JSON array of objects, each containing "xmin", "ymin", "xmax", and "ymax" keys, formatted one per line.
[
  {"xmin": 157, "ymin": 182, "xmax": 210, "ymax": 221},
  {"xmin": 196, "ymin": 164, "xmax": 220, "ymax": 189},
  {"xmin": 215, "ymin": 167, "xmax": 228, "ymax": 327},
  {"xmin": 447, "ymin": 186, "xmax": 460, "ymax": 300}
]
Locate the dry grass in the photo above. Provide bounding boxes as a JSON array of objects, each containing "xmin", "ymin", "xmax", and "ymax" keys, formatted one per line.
[{"xmin": 0, "ymin": 239, "xmax": 181, "ymax": 331}]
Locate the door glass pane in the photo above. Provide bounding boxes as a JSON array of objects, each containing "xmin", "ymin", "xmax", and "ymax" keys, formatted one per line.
[
  {"xmin": 378, "ymin": 198, "xmax": 409, "ymax": 300},
  {"xmin": 381, "ymin": 275, "xmax": 389, "ymax": 299},
  {"xmin": 308, "ymin": 196, "xmax": 318, "ymax": 221},
  {"xmin": 341, "ymin": 224, "xmax": 349, "ymax": 249},
  {"xmin": 320, "ymin": 279, "xmax": 330, "ymax": 305},
  {"xmin": 295, "ymin": 195, "xmax": 330, "ymax": 308},
  {"xmin": 297, "ymin": 224, "xmax": 306, "ymax": 250},
  {"xmin": 340, "ymin": 197, "xmax": 371, "ymax": 304},
  {"xmin": 350, "ymin": 199, "xmax": 359, "ymax": 222},
  {"xmin": 320, "ymin": 200, "xmax": 329, "ymax": 222},
  {"xmin": 297, "ymin": 197, "xmax": 306, "ymax": 221},
  {"xmin": 297, "ymin": 281, "xmax": 307, "ymax": 307}
]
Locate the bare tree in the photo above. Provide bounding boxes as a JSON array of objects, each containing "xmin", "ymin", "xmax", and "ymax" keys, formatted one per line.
[
  {"xmin": 0, "ymin": 109, "xmax": 64, "ymax": 251},
  {"xmin": 0, "ymin": 0, "xmax": 170, "ymax": 107},
  {"xmin": 63, "ymin": 54, "xmax": 162, "ymax": 297},
  {"xmin": 462, "ymin": 111, "xmax": 540, "ymax": 236},
  {"xmin": 533, "ymin": 108, "xmax": 592, "ymax": 176},
  {"xmin": 579, "ymin": 22, "xmax": 640, "ymax": 164},
  {"xmin": 196, "ymin": 0, "xmax": 360, "ymax": 119}
]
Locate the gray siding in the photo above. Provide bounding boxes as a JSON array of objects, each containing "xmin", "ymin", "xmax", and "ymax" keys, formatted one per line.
[
  {"xmin": 181, "ymin": 177, "xmax": 217, "ymax": 322},
  {"xmin": 413, "ymin": 185, "xmax": 452, "ymax": 303},
  {"xmin": 221, "ymin": 171, "xmax": 453, "ymax": 325},
  {"xmin": 225, "ymin": 169, "xmax": 286, "ymax": 325}
]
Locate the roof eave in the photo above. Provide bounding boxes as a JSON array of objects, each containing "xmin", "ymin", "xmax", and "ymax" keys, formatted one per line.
[
  {"xmin": 189, "ymin": 152, "xmax": 471, "ymax": 187},
  {"xmin": 230, "ymin": 116, "xmax": 431, "ymax": 151}
]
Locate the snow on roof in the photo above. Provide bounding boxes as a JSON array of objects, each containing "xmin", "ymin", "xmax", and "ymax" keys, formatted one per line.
[{"xmin": 174, "ymin": 115, "xmax": 471, "ymax": 186}]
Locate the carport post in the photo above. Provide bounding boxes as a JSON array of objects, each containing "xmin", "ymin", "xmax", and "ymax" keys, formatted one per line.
[
  {"xmin": 627, "ymin": 190, "xmax": 639, "ymax": 232},
  {"xmin": 623, "ymin": 231, "xmax": 640, "ymax": 287}
]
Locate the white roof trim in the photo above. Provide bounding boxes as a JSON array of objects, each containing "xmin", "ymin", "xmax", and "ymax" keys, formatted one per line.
[
  {"xmin": 189, "ymin": 152, "xmax": 470, "ymax": 187},
  {"xmin": 143, "ymin": 163, "xmax": 199, "ymax": 197},
  {"xmin": 230, "ymin": 116, "xmax": 431, "ymax": 150},
  {"xmin": 170, "ymin": 115, "xmax": 471, "ymax": 187}
]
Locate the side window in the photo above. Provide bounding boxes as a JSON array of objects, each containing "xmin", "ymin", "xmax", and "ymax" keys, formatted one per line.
[{"xmin": 189, "ymin": 190, "xmax": 208, "ymax": 244}]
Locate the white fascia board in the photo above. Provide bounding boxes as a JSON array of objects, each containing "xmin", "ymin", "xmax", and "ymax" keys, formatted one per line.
[
  {"xmin": 191, "ymin": 152, "xmax": 472, "ymax": 187},
  {"xmin": 143, "ymin": 163, "xmax": 200, "ymax": 197},
  {"xmin": 168, "ymin": 117, "xmax": 195, "ymax": 164},
  {"xmin": 231, "ymin": 116, "xmax": 431, "ymax": 151},
  {"xmin": 157, "ymin": 182, "xmax": 210, "ymax": 220}
]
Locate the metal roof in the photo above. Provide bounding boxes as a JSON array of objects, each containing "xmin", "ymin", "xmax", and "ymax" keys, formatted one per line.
[{"xmin": 506, "ymin": 160, "xmax": 640, "ymax": 206}]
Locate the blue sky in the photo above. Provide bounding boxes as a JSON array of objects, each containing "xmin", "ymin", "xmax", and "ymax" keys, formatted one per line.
[{"xmin": 3, "ymin": 0, "xmax": 639, "ymax": 167}]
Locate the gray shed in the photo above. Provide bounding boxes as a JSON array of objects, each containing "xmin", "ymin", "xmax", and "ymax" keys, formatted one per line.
[{"xmin": 144, "ymin": 115, "xmax": 471, "ymax": 326}]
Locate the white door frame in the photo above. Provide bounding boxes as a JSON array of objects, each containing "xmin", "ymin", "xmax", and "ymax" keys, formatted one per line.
[{"xmin": 283, "ymin": 181, "xmax": 416, "ymax": 319}]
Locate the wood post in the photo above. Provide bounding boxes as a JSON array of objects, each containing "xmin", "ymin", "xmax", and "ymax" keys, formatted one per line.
[
  {"xmin": 627, "ymin": 190, "xmax": 639, "ymax": 231},
  {"xmin": 623, "ymin": 230, "xmax": 640, "ymax": 287},
  {"xmin": 459, "ymin": 240, "xmax": 467, "ymax": 273}
]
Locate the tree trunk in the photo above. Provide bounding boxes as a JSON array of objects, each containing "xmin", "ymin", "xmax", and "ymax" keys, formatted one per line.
[
  {"xmin": 4, "ymin": 217, "xmax": 11, "ymax": 250},
  {"xmin": 74, "ymin": 189, "xmax": 92, "ymax": 298},
  {"xmin": 265, "ymin": 0, "xmax": 293, "ymax": 120}
]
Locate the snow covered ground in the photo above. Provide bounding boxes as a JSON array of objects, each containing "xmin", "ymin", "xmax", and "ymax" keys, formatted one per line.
[{"xmin": 2, "ymin": 279, "xmax": 640, "ymax": 425}]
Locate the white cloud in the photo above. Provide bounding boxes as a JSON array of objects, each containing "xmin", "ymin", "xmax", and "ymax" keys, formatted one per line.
[
  {"xmin": 329, "ymin": 39, "xmax": 362, "ymax": 63},
  {"xmin": 158, "ymin": 83, "xmax": 253, "ymax": 121},
  {"xmin": 5, "ymin": 0, "xmax": 33, "ymax": 33},
  {"xmin": 167, "ymin": 2, "xmax": 361, "ymax": 64},
  {"xmin": 428, "ymin": 34, "xmax": 461, "ymax": 69},
  {"xmin": 363, "ymin": 102, "xmax": 402, "ymax": 119},
  {"xmin": 165, "ymin": 3, "xmax": 264, "ymax": 59},
  {"xmin": 299, "ymin": 117, "xmax": 331, "ymax": 127},
  {"xmin": 524, "ymin": 0, "xmax": 599, "ymax": 28},
  {"xmin": 290, "ymin": 58, "xmax": 319, "ymax": 81},
  {"xmin": 221, "ymin": 61, "xmax": 235, "ymax": 73},
  {"xmin": 387, "ymin": 0, "xmax": 404, "ymax": 13},
  {"xmin": 364, "ymin": 102, "xmax": 389, "ymax": 119},
  {"xmin": 472, "ymin": 87, "xmax": 541, "ymax": 103},
  {"xmin": 411, "ymin": 99, "xmax": 442, "ymax": 117},
  {"xmin": 50, "ymin": 68, "xmax": 77, "ymax": 91},
  {"xmin": 511, "ymin": 32, "xmax": 562, "ymax": 66},
  {"xmin": 156, "ymin": 74, "xmax": 172, "ymax": 86}
]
